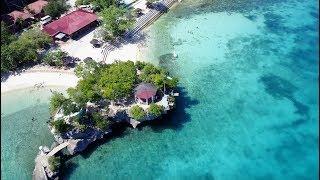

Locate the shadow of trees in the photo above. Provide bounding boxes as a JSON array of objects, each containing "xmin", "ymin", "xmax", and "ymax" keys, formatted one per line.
[
  {"xmin": 138, "ymin": 86, "xmax": 199, "ymax": 132},
  {"xmin": 60, "ymin": 86, "xmax": 198, "ymax": 178}
]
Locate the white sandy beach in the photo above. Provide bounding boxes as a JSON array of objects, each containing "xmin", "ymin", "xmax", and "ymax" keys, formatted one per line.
[
  {"xmin": 1, "ymin": 70, "xmax": 79, "ymax": 94},
  {"xmin": 2, "ymin": 0, "xmax": 150, "ymax": 94},
  {"xmin": 59, "ymin": 28, "xmax": 145, "ymax": 63}
]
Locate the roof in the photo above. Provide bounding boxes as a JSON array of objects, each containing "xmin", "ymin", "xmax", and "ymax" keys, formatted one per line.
[
  {"xmin": 5, "ymin": 10, "xmax": 33, "ymax": 23},
  {"xmin": 42, "ymin": 9, "xmax": 98, "ymax": 37},
  {"xmin": 24, "ymin": 0, "xmax": 48, "ymax": 14},
  {"xmin": 135, "ymin": 83, "xmax": 157, "ymax": 99}
]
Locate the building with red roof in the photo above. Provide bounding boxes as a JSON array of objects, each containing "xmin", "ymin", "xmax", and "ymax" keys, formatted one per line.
[
  {"xmin": 2, "ymin": 10, "xmax": 34, "ymax": 32},
  {"xmin": 23, "ymin": 0, "xmax": 48, "ymax": 18},
  {"xmin": 135, "ymin": 83, "xmax": 158, "ymax": 105},
  {"xmin": 42, "ymin": 9, "xmax": 98, "ymax": 39},
  {"xmin": 3, "ymin": 10, "xmax": 33, "ymax": 24}
]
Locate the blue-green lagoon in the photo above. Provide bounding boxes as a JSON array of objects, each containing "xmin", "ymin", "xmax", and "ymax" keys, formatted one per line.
[
  {"xmin": 1, "ymin": 87, "xmax": 67, "ymax": 179},
  {"xmin": 1, "ymin": 0, "xmax": 319, "ymax": 179}
]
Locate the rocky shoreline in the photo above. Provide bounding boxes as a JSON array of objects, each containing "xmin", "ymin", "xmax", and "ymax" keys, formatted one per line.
[{"xmin": 32, "ymin": 93, "xmax": 177, "ymax": 180}]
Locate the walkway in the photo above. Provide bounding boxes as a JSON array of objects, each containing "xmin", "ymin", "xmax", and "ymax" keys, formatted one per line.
[
  {"xmin": 125, "ymin": 0, "xmax": 177, "ymax": 38},
  {"xmin": 46, "ymin": 142, "xmax": 69, "ymax": 156},
  {"xmin": 102, "ymin": 0, "xmax": 178, "ymax": 61}
]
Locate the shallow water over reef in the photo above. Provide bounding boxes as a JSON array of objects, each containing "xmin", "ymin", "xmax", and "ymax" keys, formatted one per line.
[
  {"xmin": 1, "ymin": 87, "xmax": 67, "ymax": 179},
  {"xmin": 66, "ymin": 0, "xmax": 319, "ymax": 179},
  {"xmin": 1, "ymin": 0, "xmax": 318, "ymax": 178}
]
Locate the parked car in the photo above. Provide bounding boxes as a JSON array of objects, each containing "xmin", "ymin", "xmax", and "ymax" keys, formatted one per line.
[{"xmin": 40, "ymin": 15, "xmax": 52, "ymax": 26}]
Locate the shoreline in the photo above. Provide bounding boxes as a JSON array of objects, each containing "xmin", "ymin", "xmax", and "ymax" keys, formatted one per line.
[{"xmin": 1, "ymin": 70, "xmax": 79, "ymax": 94}]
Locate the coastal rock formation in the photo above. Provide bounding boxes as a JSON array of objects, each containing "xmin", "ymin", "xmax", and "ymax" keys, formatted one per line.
[
  {"xmin": 54, "ymin": 128, "xmax": 111, "ymax": 155},
  {"xmin": 33, "ymin": 146, "xmax": 58, "ymax": 180}
]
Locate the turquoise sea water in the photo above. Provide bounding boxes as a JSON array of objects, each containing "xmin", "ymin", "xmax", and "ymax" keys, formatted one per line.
[
  {"xmin": 1, "ymin": 0, "xmax": 318, "ymax": 179},
  {"xmin": 1, "ymin": 87, "xmax": 67, "ymax": 179},
  {"xmin": 65, "ymin": 0, "xmax": 319, "ymax": 179}
]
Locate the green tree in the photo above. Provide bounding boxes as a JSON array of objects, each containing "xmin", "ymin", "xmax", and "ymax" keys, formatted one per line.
[
  {"xmin": 75, "ymin": 0, "xmax": 91, "ymax": 6},
  {"xmin": 49, "ymin": 91, "xmax": 67, "ymax": 114},
  {"xmin": 148, "ymin": 103, "xmax": 164, "ymax": 117},
  {"xmin": 61, "ymin": 99, "xmax": 79, "ymax": 115},
  {"xmin": 20, "ymin": 29, "xmax": 52, "ymax": 48},
  {"xmin": 129, "ymin": 105, "xmax": 146, "ymax": 121},
  {"xmin": 74, "ymin": 58, "xmax": 101, "ymax": 78},
  {"xmin": 100, "ymin": 5, "xmax": 133, "ymax": 38},
  {"xmin": 43, "ymin": 50, "xmax": 67, "ymax": 67},
  {"xmin": 44, "ymin": 0, "xmax": 69, "ymax": 18},
  {"xmin": 50, "ymin": 119, "xmax": 70, "ymax": 133},
  {"xmin": 67, "ymin": 74, "xmax": 102, "ymax": 105},
  {"xmin": 1, "ymin": 28, "xmax": 51, "ymax": 73},
  {"xmin": 135, "ymin": 61, "xmax": 148, "ymax": 70},
  {"xmin": 92, "ymin": 112, "xmax": 110, "ymax": 130},
  {"xmin": 99, "ymin": 61, "xmax": 137, "ymax": 100},
  {"xmin": 48, "ymin": 156, "xmax": 61, "ymax": 172},
  {"xmin": 138, "ymin": 63, "xmax": 178, "ymax": 91},
  {"xmin": 93, "ymin": 0, "xmax": 116, "ymax": 11},
  {"xmin": 1, "ymin": 45, "xmax": 16, "ymax": 73},
  {"xmin": 1, "ymin": 21, "xmax": 16, "ymax": 45}
]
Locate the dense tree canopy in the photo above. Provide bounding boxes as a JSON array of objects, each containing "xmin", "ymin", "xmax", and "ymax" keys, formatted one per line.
[
  {"xmin": 148, "ymin": 103, "xmax": 164, "ymax": 117},
  {"xmin": 135, "ymin": 61, "xmax": 179, "ymax": 91},
  {"xmin": 44, "ymin": 0, "xmax": 69, "ymax": 18},
  {"xmin": 1, "ymin": 28, "xmax": 51, "ymax": 73},
  {"xmin": 49, "ymin": 92, "xmax": 67, "ymax": 114},
  {"xmin": 50, "ymin": 119, "xmax": 71, "ymax": 133},
  {"xmin": 67, "ymin": 74, "xmax": 102, "ymax": 105},
  {"xmin": 43, "ymin": 50, "xmax": 68, "ymax": 67},
  {"xmin": 129, "ymin": 105, "xmax": 146, "ymax": 121},
  {"xmin": 1, "ymin": 22, "xmax": 16, "ymax": 45},
  {"xmin": 74, "ymin": 58, "xmax": 101, "ymax": 78},
  {"xmin": 48, "ymin": 156, "xmax": 61, "ymax": 172},
  {"xmin": 92, "ymin": 112, "xmax": 111, "ymax": 130},
  {"xmin": 99, "ymin": 61, "xmax": 137, "ymax": 100},
  {"xmin": 100, "ymin": 5, "xmax": 133, "ymax": 39},
  {"xmin": 67, "ymin": 60, "xmax": 178, "ymax": 105},
  {"xmin": 48, "ymin": 60, "xmax": 177, "ymax": 133}
]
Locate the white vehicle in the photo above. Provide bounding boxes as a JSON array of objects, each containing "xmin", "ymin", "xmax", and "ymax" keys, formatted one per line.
[
  {"xmin": 79, "ymin": 4, "xmax": 93, "ymax": 11},
  {"xmin": 40, "ymin": 15, "xmax": 52, "ymax": 26}
]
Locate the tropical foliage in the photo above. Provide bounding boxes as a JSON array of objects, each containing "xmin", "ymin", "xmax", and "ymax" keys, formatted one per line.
[
  {"xmin": 50, "ymin": 119, "xmax": 71, "ymax": 133},
  {"xmin": 1, "ymin": 27, "xmax": 51, "ymax": 73},
  {"xmin": 148, "ymin": 103, "xmax": 164, "ymax": 117},
  {"xmin": 61, "ymin": 99, "xmax": 80, "ymax": 115},
  {"xmin": 49, "ymin": 92, "xmax": 67, "ymax": 114},
  {"xmin": 135, "ymin": 61, "xmax": 179, "ymax": 91},
  {"xmin": 99, "ymin": 61, "xmax": 137, "ymax": 100},
  {"xmin": 1, "ymin": 22, "xmax": 16, "ymax": 45},
  {"xmin": 44, "ymin": 0, "xmax": 69, "ymax": 19},
  {"xmin": 43, "ymin": 50, "xmax": 68, "ymax": 67},
  {"xmin": 67, "ymin": 74, "xmax": 102, "ymax": 105},
  {"xmin": 92, "ymin": 112, "xmax": 110, "ymax": 130},
  {"xmin": 49, "ymin": 91, "xmax": 80, "ymax": 115},
  {"xmin": 129, "ymin": 105, "xmax": 146, "ymax": 121},
  {"xmin": 48, "ymin": 156, "xmax": 61, "ymax": 171},
  {"xmin": 75, "ymin": 0, "xmax": 116, "ymax": 10},
  {"xmin": 100, "ymin": 5, "xmax": 133, "ymax": 39},
  {"xmin": 74, "ymin": 58, "xmax": 101, "ymax": 78}
]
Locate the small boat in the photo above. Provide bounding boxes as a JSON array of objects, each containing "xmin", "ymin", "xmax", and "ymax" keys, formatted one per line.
[{"xmin": 173, "ymin": 51, "xmax": 178, "ymax": 58}]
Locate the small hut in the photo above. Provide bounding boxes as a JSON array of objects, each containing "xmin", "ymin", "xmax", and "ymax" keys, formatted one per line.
[{"xmin": 134, "ymin": 83, "xmax": 157, "ymax": 105}]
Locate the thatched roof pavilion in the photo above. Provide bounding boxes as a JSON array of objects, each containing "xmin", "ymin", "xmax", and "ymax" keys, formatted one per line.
[{"xmin": 134, "ymin": 83, "xmax": 157, "ymax": 105}]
